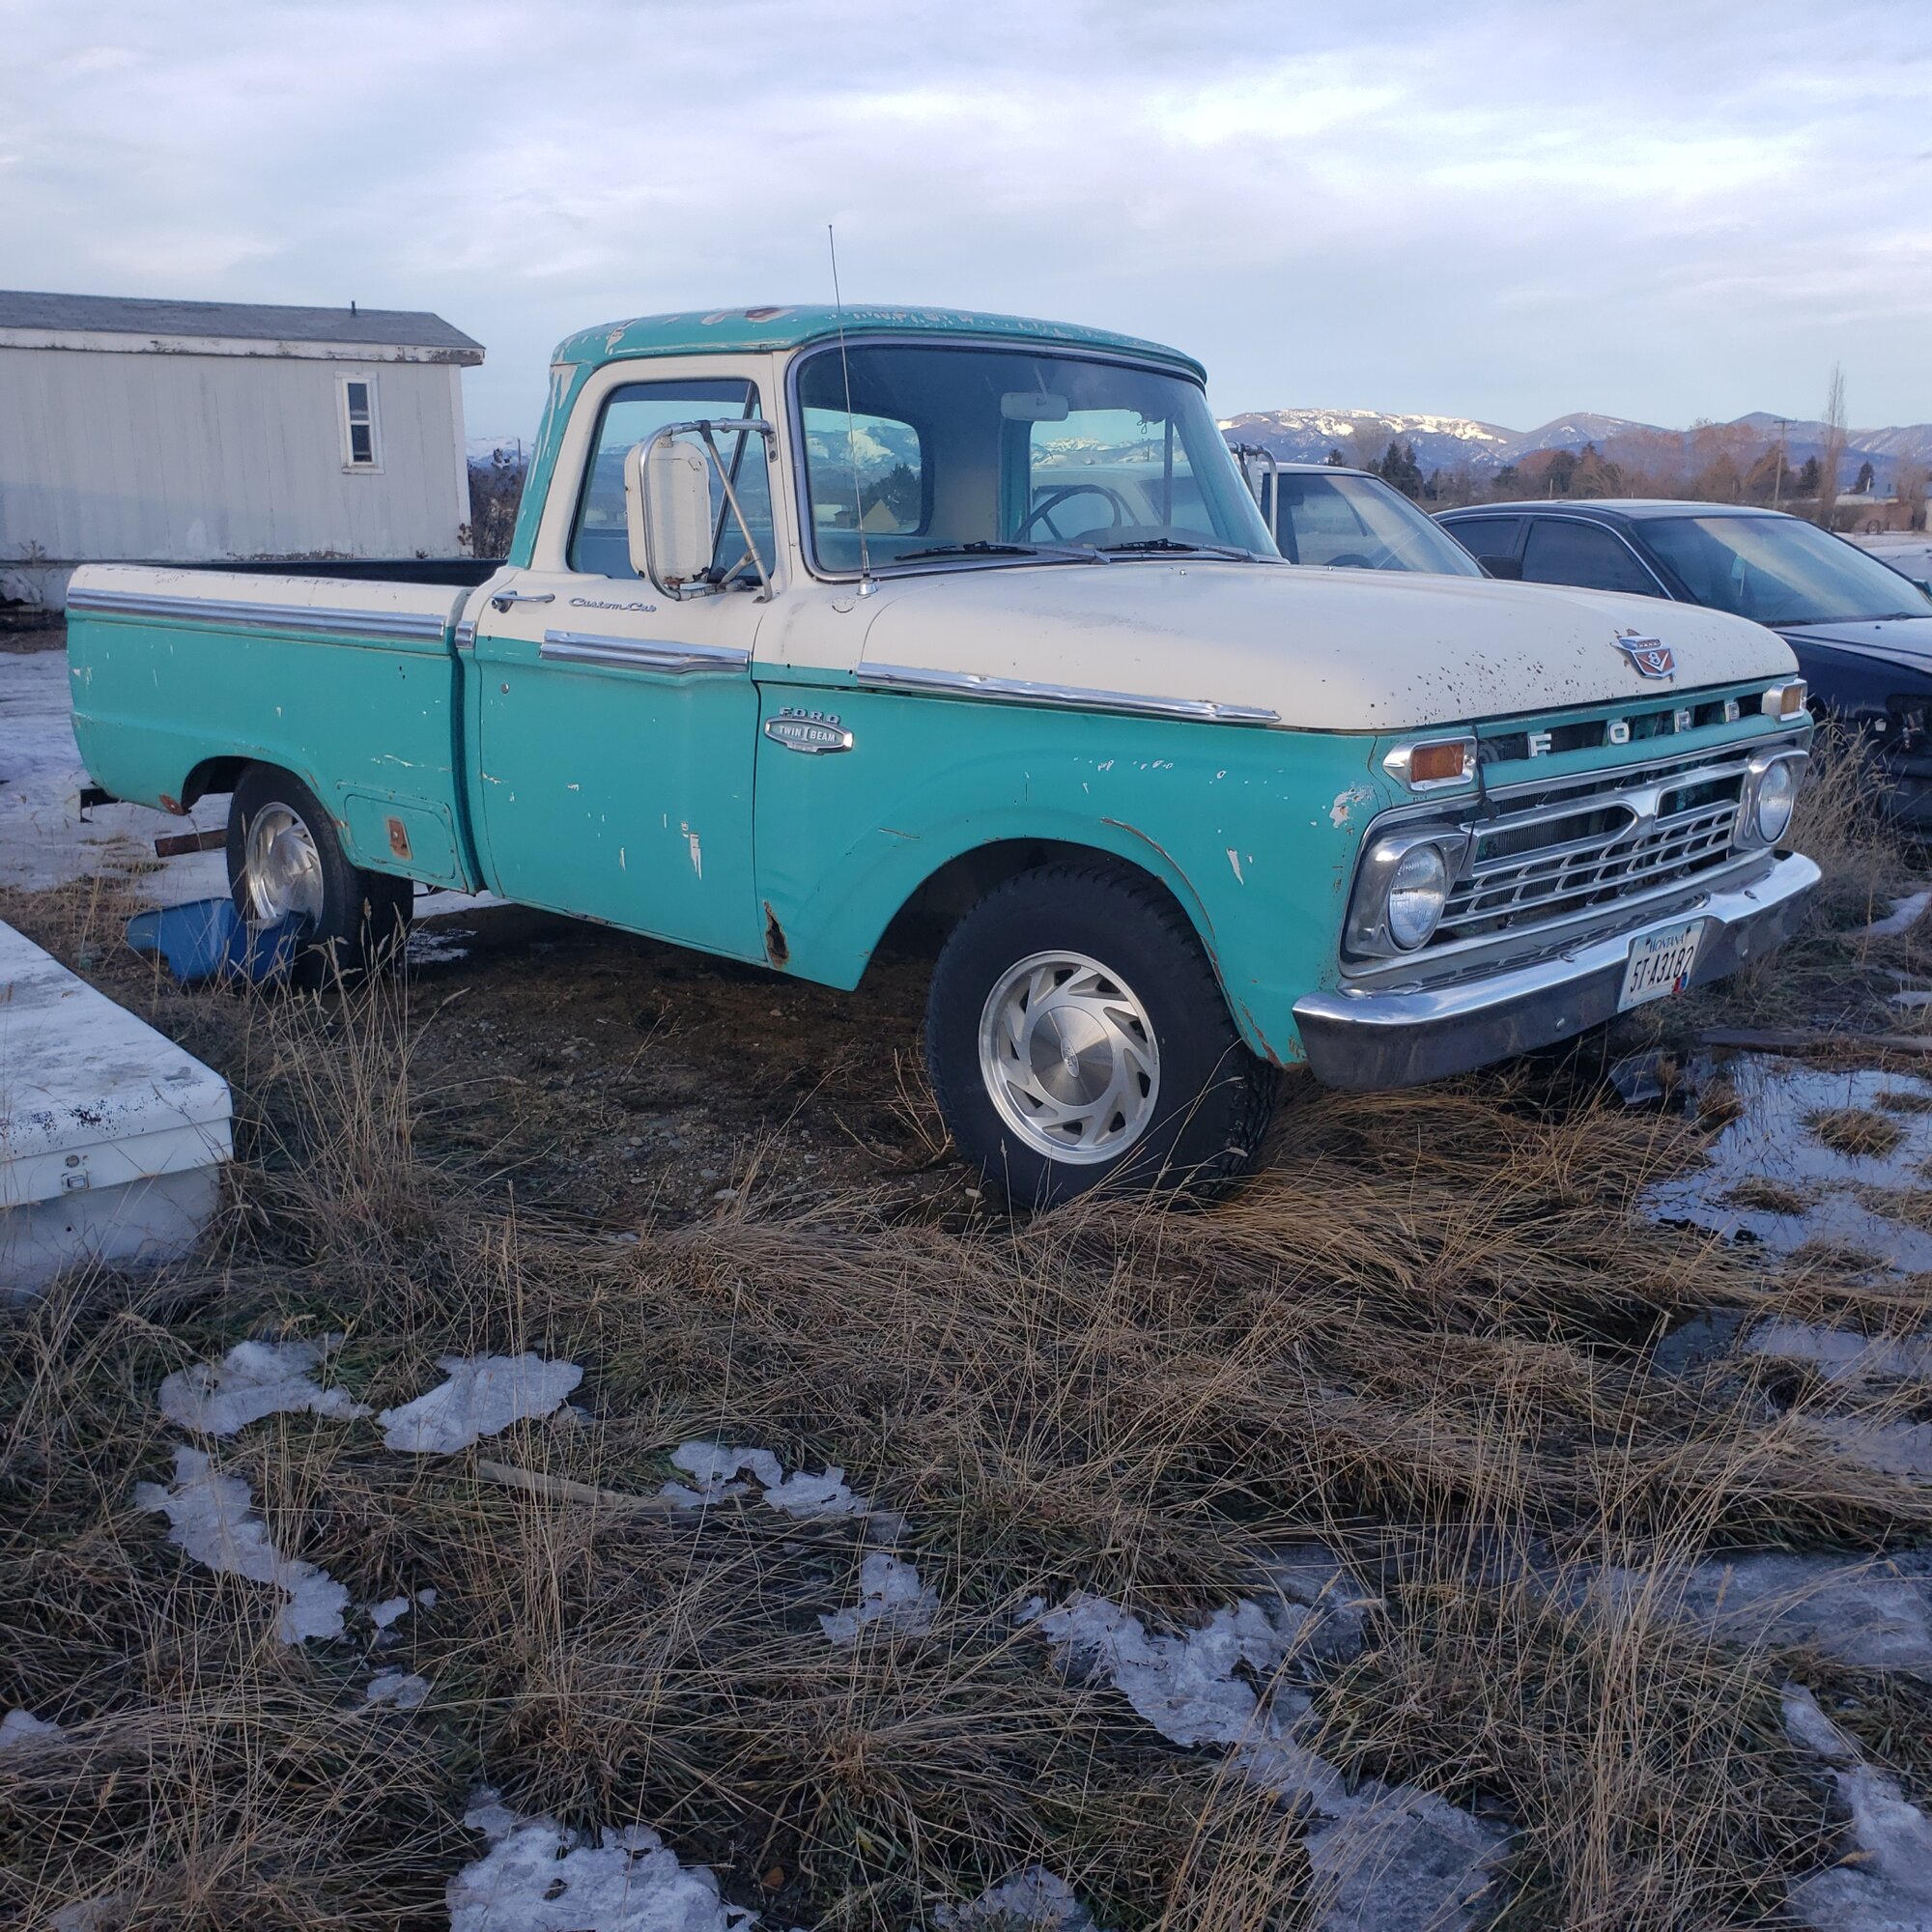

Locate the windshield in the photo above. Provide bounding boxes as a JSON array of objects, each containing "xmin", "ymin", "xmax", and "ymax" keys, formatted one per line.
[
  {"xmin": 1641, "ymin": 515, "xmax": 1932, "ymax": 626},
  {"xmin": 794, "ymin": 342, "xmax": 1275, "ymax": 572},
  {"xmin": 1264, "ymin": 471, "xmax": 1482, "ymax": 577}
]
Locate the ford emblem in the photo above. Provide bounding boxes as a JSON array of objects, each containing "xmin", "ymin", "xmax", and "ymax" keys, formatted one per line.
[{"xmin": 1614, "ymin": 634, "xmax": 1676, "ymax": 680}]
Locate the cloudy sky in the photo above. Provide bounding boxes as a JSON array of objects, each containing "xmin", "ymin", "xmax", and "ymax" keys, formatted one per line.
[{"xmin": 5, "ymin": 0, "xmax": 1928, "ymax": 441}]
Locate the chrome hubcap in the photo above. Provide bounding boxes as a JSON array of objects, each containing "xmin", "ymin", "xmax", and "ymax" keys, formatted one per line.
[
  {"xmin": 978, "ymin": 950, "xmax": 1160, "ymax": 1164},
  {"xmin": 242, "ymin": 802, "xmax": 324, "ymax": 923}
]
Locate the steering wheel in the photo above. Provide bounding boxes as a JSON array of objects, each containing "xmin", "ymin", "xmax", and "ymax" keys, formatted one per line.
[{"xmin": 1018, "ymin": 483, "xmax": 1133, "ymax": 542}]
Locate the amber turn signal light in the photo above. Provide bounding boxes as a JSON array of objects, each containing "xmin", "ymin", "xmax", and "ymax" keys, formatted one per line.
[
  {"xmin": 1408, "ymin": 740, "xmax": 1471, "ymax": 784},
  {"xmin": 1760, "ymin": 680, "xmax": 1808, "ymax": 719}
]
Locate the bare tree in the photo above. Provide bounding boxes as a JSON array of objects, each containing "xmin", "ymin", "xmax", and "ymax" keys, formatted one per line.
[{"xmin": 1815, "ymin": 364, "xmax": 1848, "ymax": 531}]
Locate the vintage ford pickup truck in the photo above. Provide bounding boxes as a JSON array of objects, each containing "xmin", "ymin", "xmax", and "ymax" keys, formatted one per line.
[{"xmin": 67, "ymin": 304, "xmax": 1818, "ymax": 1200}]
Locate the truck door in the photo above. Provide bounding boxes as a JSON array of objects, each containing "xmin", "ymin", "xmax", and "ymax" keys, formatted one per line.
[{"xmin": 467, "ymin": 376, "xmax": 776, "ymax": 959}]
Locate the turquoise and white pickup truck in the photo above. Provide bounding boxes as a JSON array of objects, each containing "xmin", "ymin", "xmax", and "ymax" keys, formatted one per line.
[{"xmin": 67, "ymin": 304, "xmax": 1818, "ymax": 1200}]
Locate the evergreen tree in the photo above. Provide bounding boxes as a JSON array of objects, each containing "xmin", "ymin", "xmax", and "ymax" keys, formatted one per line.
[
  {"xmin": 1375, "ymin": 440, "xmax": 1424, "ymax": 498},
  {"xmin": 1324, "ymin": 447, "xmax": 1348, "ymax": 468},
  {"xmin": 1855, "ymin": 459, "xmax": 1875, "ymax": 495},
  {"xmin": 1796, "ymin": 455, "xmax": 1821, "ymax": 497}
]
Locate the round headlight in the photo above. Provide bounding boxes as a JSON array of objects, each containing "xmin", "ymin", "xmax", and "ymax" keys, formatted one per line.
[
  {"xmin": 1754, "ymin": 759, "xmax": 1798, "ymax": 844},
  {"xmin": 1386, "ymin": 842, "xmax": 1450, "ymax": 950}
]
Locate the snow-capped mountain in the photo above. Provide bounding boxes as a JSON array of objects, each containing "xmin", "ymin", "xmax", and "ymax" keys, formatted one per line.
[
  {"xmin": 1220, "ymin": 405, "xmax": 1932, "ymax": 482},
  {"xmin": 1218, "ymin": 408, "xmax": 1513, "ymax": 474}
]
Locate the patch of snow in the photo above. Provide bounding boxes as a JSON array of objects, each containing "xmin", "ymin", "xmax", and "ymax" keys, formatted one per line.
[
  {"xmin": 1581, "ymin": 1551, "xmax": 1932, "ymax": 1677},
  {"xmin": 659, "ymin": 1439, "xmax": 879, "ymax": 1522},
  {"xmin": 379, "ymin": 1354, "xmax": 583, "ymax": 1455},
  {"xmin": 0, "ymin": 649, "xmax": 228, "ymax": 899},
  {"xmin": 408, "ymin": 925, "xmax": 474, "ymax": 966},
  {"xmin": 51, "ymin": 1899, "xmax": 123, "ymax": 1932},
  {"xmin": 820, "ymin": 1552, "xmax": 939, "ymax": 1645},
  {"xmin": 0, "ymin": 1708, "xmax": 66, "ymax": 1752},
  {"xmin": 134, "ymin": 1444, "xmax": 348, "ymax": 1643},
  {"xmin": 1852, "ymin": 890, "xmax": 1932, "ymax": 941},
  {"xmin": 1038, "ymin": 1590, "xmax": 1504, "ymax": 1932},
  {"xmin": 934, "ymin": 1867, "xmax": 1104, "ymax": 1930},
  {"xmin": 1642, "ymin": 1056, "xmax": 1932, "ymax": 1272},
  {"xmin": 1804, "ymin": 1412, "xmax": 1932, "ymax": 1485},
  {"xmin": 365, "ymin": 1669, "xmax": 431, "ymax": 1710},
  {"xmin": 1780, "ymin": 1685, "xmax": 1932, "ymax": 1930},
  {"xmin": 369, "ymin": 1586, "xmax": 436, "ymax": 1629},
  {"xmin": 1743, "ymin": 1319, "xmax": 1932, "ymax": 1387},
  {"xmin": 448, "ymin": 1794, "xmax": 759, "ymax": 1932},
  {"xmin": 158, "ymin": 1334, "xmax": 370, "ymax": 1437}
]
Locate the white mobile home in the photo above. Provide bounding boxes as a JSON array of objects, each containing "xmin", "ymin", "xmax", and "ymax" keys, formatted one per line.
[{"xmin": 0, "ymin": 291, "xmax": 484, "ymax": 610}]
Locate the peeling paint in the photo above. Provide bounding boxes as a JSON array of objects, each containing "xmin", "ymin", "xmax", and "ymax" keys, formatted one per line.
[
  {"xmin": 680, "ymin": 823, "xmax": 702, "ymax": 879},
  {"xmin": 1328, "ymin": 785, "xmax": 1372, "ymax": 828},
  {"xmin": 1226, "ymin": 848, "xmax": 1244, "ymax": 884}
]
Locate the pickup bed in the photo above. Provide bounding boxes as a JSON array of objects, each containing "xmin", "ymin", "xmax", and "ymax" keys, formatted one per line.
[{"xmin": 69, "ymin": 302, "xmax": 1819, "ymax": 1200}]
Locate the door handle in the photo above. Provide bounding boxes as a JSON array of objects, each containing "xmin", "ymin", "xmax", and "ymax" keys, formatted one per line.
[{"xmin": 489, "ymin": 589, "xmax": 556, "ymax": 613}]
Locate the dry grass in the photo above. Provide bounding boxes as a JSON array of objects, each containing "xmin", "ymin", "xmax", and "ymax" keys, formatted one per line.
[{"xmin": 6, "ymin": 753, "xmax": 1932, "ymax": 1928}]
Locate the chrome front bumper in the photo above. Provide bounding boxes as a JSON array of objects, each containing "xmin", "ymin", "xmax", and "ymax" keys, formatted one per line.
[{"xmin": 1292, "ymin": 850, "xmax": 1820, "ymax": 1092}]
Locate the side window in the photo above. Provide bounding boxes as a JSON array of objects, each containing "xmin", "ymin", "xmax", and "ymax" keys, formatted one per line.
[
  {"xmin": 339, "ymin": 376, "xmax": 380, "ymax": 469},
  {"xmin": 1027, "ymin": 406, "xmax": 1210, "ymax": 542},
  {"xmin": 801, "ymin": 407, "xmax": 923, "ymax": 566},
  {"xmin": 569, "ymin": 379, "xmax": 774, "ymax": 582},
  {"xmin": 1442, "ymin": 517, "xmax": 1520, "ymax": 567},
  {"xmin": 1274, "ymin": 479, "xmax": 1371, "ymax": 566},
  {"xmin": 1520, "ymin": 519, "xmax": 1659, "ymax": 596}
]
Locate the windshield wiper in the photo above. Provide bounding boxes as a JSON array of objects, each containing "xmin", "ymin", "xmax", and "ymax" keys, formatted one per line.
[
  {"xmin": 1092, "ymin": 537, "xmax": 1261, "ymax": 561},
  {"xmin": 897, "ymin": 540, "xmax": 1106, "ymax": 563}
]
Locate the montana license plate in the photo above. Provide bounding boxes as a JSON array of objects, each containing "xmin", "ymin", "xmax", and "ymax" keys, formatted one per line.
[{"xmin": 1617, "ymin": 918, "xmax": 1707, "ymax": 1011}]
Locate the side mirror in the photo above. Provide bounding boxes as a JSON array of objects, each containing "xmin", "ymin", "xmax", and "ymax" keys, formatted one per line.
[{"xmin": 626, "ymin": 438, "xmax": 714, "ymax": 589}]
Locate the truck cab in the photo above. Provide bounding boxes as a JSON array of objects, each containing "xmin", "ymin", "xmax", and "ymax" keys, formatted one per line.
[{"xmin": 68, "ymin": 304, "xmax": 1819, "ymax": 1201}]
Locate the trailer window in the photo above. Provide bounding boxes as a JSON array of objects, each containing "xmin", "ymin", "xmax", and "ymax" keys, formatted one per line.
[
  {"xmin": 569, "ymin": 378, "xmax": 774, "ymax": 582},
  {"xmin": 338, "ymin": 377, "xmax": 380, "ymax": 469}
]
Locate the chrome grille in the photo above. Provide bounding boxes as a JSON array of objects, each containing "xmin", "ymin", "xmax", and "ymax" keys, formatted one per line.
[{"xmin": 1435, "ymin": 750, "xmax": 1755, "ymax": 946}]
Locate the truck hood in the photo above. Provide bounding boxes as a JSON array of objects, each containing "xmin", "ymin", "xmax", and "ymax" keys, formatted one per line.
[{"xmin": 855, "ymin": 561, "xmax": 1796, "ymax": 732}]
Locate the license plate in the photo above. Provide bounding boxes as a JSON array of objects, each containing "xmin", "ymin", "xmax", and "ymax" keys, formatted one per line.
[{"xmin": 1617, "ymin": 918, "xmax": 1707, "ymax": 1011}]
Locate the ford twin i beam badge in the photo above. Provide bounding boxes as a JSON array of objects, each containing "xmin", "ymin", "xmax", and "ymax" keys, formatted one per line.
[
  {"xmin": 1614, "ymin": 633, "xmax": 1676, "ymax": 679},
  {"xmin": 763, "ymin": 708, "xmax": 854, "ymax": 754}
]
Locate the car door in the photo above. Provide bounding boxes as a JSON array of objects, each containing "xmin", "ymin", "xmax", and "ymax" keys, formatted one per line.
[
  {"xmin": 468, "ymin": 373, "xmax": 779, "ymax": 960},
  {"xmin": 1518, "ymin": 517, "xmax": 1669, "ymax": 597}
]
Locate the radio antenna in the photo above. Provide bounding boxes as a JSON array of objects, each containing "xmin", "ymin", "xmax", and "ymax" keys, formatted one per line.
[{"xmin": 828, "ymin": 223, "xmax": 873, "ymax": 594}]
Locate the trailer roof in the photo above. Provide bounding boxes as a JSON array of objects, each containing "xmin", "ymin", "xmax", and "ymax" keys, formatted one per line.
[
  {"xmin": 554, "ymin": 304, "xmax": 1205, "ymax": 380},
  {"xmin": 0, "ymin": 290, "xmax": 483, "ymax": 360}
]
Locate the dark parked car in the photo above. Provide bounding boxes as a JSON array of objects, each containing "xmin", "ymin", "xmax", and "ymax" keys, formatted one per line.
[{"xmin": 1437, "ymin": 499, "xmax": 1932, "ymax": 824}]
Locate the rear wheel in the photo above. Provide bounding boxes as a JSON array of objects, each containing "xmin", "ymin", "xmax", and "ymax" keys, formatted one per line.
[
  {"xmin": 926, "ymin": 864, "xmax": 1276, "ymax": 1205},
  {"xmin": 226, "ymin": 764, "xmax": 411, "ymax": 983}
]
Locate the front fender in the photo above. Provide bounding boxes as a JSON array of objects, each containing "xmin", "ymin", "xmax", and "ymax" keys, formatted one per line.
[{"xmin": 752, "ymin": 681, "xmax": 1393, "ymax": 1063}]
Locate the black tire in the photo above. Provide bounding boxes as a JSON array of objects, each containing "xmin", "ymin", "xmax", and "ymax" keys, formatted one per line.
[
  {"xmin": 226, "ymin": 763, "xmax": 411, "ymax": 985},
  {"xmin": 925, "ymin": 864, "xmax": 1276, "ymax": 1205}
]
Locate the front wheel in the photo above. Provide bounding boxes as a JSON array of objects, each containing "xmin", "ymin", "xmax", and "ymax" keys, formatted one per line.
[
  {"xmin": 226, "ymin": 764, "xmax": 411, "ymax": 984},
  {"xmin": 925, "ymin": 865, "xmax": 1276, "ymax": 1205}
]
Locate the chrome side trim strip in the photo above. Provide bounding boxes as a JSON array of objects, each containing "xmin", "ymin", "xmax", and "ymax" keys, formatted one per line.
[
  {"xmin": 858, "ymin": 661, "xmax": 1279, "ymax": 725},
  {"xmin": 537, "ymin": 630, "xmax": 751, "ymax": 675},
  {"xmin": 64, "ymin": 585, "xmax": 449, "ymax": 643}
]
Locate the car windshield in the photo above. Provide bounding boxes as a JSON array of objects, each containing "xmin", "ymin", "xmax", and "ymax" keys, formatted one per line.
[
  {"xmin": 1640, "ymin": 515, "xmax": 1932, "ymax": 626},
  {"xmin": 1264, "ymin": 470, "xmax": 1482, "ymax": 577},
  {"xmin": 794, "ymin": 341, "xmax": 1275, "ymax": 573}
]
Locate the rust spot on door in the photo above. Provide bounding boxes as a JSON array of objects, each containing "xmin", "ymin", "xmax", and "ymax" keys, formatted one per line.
[
  {"xmin": 158, "ymin": 793, "xmax": 185, "ymax": 816},
  {"xmin": 386, "ymin": 816, "xmax": 412, "ymax": 861},
  {"xmin": 762, "ymin": 902, "xmax": 790, "ymax": 968}
]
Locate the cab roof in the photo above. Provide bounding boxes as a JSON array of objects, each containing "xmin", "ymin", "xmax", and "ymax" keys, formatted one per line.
[{"xmin": 551, "ymin": 303, "xmax": 1206, "ymax": 381}]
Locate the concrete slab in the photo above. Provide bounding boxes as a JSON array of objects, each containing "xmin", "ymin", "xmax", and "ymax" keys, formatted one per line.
[{"xmin": 1, "ymin": 920, "xmax": 231, "ymax": 1293}]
